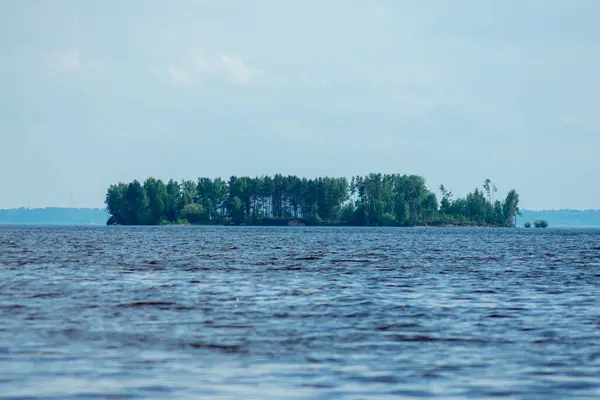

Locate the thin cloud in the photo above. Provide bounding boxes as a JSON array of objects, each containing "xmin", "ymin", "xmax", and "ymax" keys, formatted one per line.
[
  {"xmin": 168, "ymin": 66, "xmax": 190, "ymax": 85},
  {"xmin": 561, "ymin": 115, "xmax": 577, "ymax": 125},
  {"xmin": 153, "ymin": 50, "xmax": 264, "ymax": 86},
  {"xmin": 47, "ymin": 50, "xmax": 102, "ymax": 73},
  {"xmin": 214, "ymin": 54, "xmax": 263, "ymax": 84},
  {"xmin": 560, "ymin": 115, "xmax": 600, "ymax": 135}
]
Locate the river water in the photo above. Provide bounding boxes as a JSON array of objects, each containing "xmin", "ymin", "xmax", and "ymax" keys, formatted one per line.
[{"xmin": 1, "ymin": 226, "xmax": 599, "ymax": 399}]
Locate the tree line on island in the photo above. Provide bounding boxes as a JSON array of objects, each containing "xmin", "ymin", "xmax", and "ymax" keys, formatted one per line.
[{"xmin": 105, "ymin": 174, "xmax": 520, "ymax": 227}]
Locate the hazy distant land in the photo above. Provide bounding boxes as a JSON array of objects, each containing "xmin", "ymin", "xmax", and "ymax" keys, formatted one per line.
[
  {"xmin": 0, "ymin": 208, "xmax": 108, "ymax": 225},
  {"xmin": 518, "ymin": 209, "xmax": 600, "ymax": 228}
]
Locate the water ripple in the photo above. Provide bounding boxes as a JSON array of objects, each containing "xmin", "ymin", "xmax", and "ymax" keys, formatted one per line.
[{"xmin": 1, "ymin": 226, "xmax": 600, "ymax": 398}]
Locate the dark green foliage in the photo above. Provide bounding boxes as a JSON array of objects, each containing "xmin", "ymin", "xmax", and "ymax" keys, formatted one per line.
[
  {"xmin": 125, "ymin": 180, "xmax": 149, "ymax": 225},
  {"xmin": 179, "ymin": 203, "xmax": 206, "ymax": 224},
  {"xmin": 524, "ymin": 222, "xmax": 532, "ymax": 228},
  {"xmin": 179, "ymin": 180, "xmax": 197, "ymax": 211},
  {"xmin": 105, "ymin": 175, "xmax": 520, "ymax": 227},
  {"xmin": 165, "ymin": 180, "xmax": 182, "ymax": 222},
  {"xmin": 229, "ymin": 196, "xmax": 245, "ymax": 225},
  {"xmin": 143, "ymin": 177, "xmax": 167, "ymax": 225},
  {"xmin": 502, "ymin": 189, "xmax": 521, "ymax": 226},
  {"xmin": 534, "ymin": 219, "xmax": 549, "ymax": 228},
  {"xmin": 105, "ymin": 183, "xmax": 128, "ymax": 224}
]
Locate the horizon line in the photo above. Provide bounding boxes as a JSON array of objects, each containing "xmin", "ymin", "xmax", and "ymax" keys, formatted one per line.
[{"xmin": 2, "ymin": 207, "xmax": 600, "ymax": 213}]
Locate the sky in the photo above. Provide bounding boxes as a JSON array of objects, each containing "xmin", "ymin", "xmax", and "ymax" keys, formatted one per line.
[{"xmin": 1, "ymin": 0, "xmax": 599, "ymax": 210}]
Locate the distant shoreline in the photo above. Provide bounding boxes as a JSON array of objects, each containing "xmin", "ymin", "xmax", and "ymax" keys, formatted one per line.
[
  {"xmin": 140, "ymin": 219, "xmax": 514, "ymax": 228},
  {"xmin": 2, "ymin": 207, "xmax": 600, "ymax": 227},
  {"xmin": 0, "ymin": 207, "xmax": 108, "ymax": 226}
]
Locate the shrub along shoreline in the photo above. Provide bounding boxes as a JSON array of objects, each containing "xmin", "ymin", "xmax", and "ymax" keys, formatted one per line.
[{"xmin": 105, "ymin": 174, "xmax": 520, "ymax": 227}]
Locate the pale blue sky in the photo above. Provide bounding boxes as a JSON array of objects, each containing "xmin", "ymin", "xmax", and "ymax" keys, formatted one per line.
[{"xmin": 1, "ymin": 0, "xmax": 599, "ymax": 209}]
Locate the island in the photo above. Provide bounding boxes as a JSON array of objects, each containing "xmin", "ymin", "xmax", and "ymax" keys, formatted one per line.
[{"xmin": 104, "ymin": 174, "xmax": 520, "ymax": 227}]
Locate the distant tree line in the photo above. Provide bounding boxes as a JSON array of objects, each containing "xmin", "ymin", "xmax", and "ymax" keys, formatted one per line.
[{"xmin": 105, "ymin": 174, "xmax": 520, "ymax": 227}]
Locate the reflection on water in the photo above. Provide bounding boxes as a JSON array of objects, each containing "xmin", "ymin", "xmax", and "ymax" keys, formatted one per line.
[{"xmin": 1, "ymin": 226, "xmax": 600, "ymax": 398}]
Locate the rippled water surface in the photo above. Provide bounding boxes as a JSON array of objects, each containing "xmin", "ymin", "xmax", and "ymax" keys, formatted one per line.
[{"xmin": 1, "ymin": 226, "xmax": 600, "ymax": 399}]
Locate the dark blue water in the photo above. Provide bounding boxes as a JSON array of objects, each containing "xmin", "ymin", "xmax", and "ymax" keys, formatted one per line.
[{"xmin": 1, "ymin": 226, "xmax": 600, "ymax": 399}]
